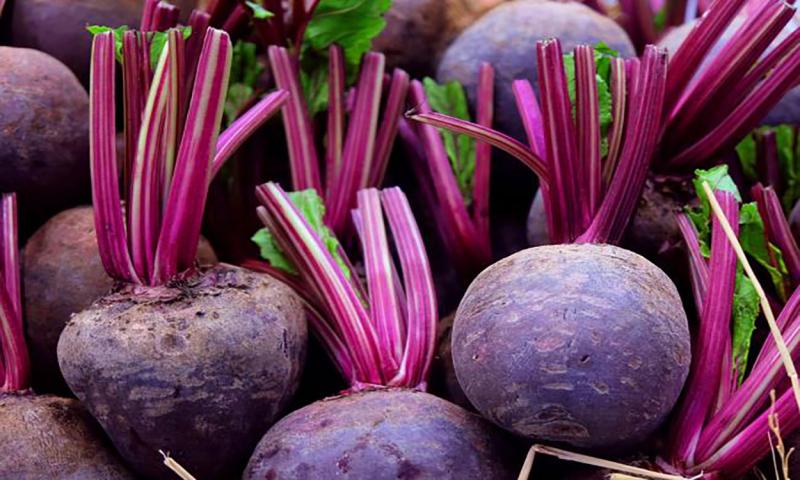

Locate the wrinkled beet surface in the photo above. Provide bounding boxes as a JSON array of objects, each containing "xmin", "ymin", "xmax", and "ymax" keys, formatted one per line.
[
  {"xmin": 453, "ymin": 244, "xmax": 691, "ymax": 451},
  {"xmin": 0, "ymin": 393, "xmax": 134, "ymax": 479},
  {"xmin": 374, "ymin": 0, "xmax": 505, "ymax": 77},
  {"xmin": 58, "ymin": 264, "xmax": 307, "ymax": 479},
  {"xmin": 243, "ymin": 389, "xmax": 518, "ymax": 479},
  {"xmin": 0, "ymin": 47, "xmax": 89, "ymax": 233},
  {"xmin": 24, "ymin": 206, "xmax": 217, "ymax": 394},
  {"xmin": 10, "ymin": 0, "xmax": 141, "ymax": 88}
]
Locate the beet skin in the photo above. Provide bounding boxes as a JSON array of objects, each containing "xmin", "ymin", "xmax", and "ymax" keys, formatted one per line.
[
  {"xmin": 453, "ymin": 244, "xmax": 691, "ymax": 451},
  {"xmin": 0, "ymin": 47, "xmax": 90, "ymax": 232},
  {"xmin": 0, "ymin": 393, "xmax": 134, "ymax": 479},
  {"xmin": 57, "ymin": 264, "xmax": 307, "ymax": 479},
  {"xmin": 243, "ymin": 389, "xmax": 518, "ymax": 479},
  {"xmin": 24, "ymin": 206, "xmax": 217, "ymax": 394},
  {"xmin": 10, "ymin": 0, "xmax": 140, "ymax": 88}
]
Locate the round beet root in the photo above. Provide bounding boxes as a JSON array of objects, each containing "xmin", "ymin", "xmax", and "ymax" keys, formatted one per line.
[
  {"xmin": 658, "ymin": 15, "xmax": 800, "ymax": 126},
  {"xmin": 453, "ymin": 244, "xmax": 691, "ymax": 451},
  {"xmin": 430, "ymin": 313, "xmax": 472, "ymax": 409},
  {"xmin": 438, "ymin": 0, "xmax": 635, "ymax": 143},
  {"xmin": 0, "ymin": 47, "xmax": 90, "ymax": 232},
  {"xmin": 527, "ymin": 176, "xmax": 695, "ymax": 283},
  {"xmin": 57, "ymin": 264, "xmax": 307, "ymax": 479},
  {"xmin": 0, "ymin": 393, "xmax": 134, "ymax": 479},
  {"xmin": 373, "ymin": 0, "xmax": 505, "ymax": 77},
  {"xmin": 243, "ymin": 389, "xmax": 518, "ymax": 479},
  {"xmin": 24, "ymin": 206, "xmax": 218, "ymax": 394},
  {"xmin": 9, "ymin": 0, "xmax": 141, "ymax": 88}
]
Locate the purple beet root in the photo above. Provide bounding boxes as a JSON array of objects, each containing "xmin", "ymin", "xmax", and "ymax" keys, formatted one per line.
[
  {"xmin": 23, "ymin": 206, "xmax": 217, "ymax": 394},
  {"xmin": 0, "ymin": 393, "xmax": 134, "ymax": 479},
  {"xmin": 0, "ymin": 47, "xmax": 90, "ymax": 233},
  {"xmin": 453, "ymin": 244, "xmax": 691, "ymax": 451},
  {"xmin": 243, "ymin": 389, "xmax": 518, "ymax": 479},
  {"xmin": 57, "ymin": 264, "xmax": 307, "ymax": 479},
  {"xmin": 10, "ymin": 0, "xmax": 140, "ymax": 88}
]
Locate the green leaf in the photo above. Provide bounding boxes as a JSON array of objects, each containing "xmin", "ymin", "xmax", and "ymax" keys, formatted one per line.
[
  {"xmin": 148, "ymin": 26, "xmax": 192, "ymax": 69},
  {"xmin": 252, "ymin": 189, "xmax": 351, "ymax": 278},
  {"xmin": 731, "ymin": 271, "xmax": 759, "ymax": 385},
  {"xmin": 739, "ymin": 202, "xmax": 788, "ymax": 299},
  {"xmin": 246, "ymin": 0, "xmax": 274, "ymax": 19},
  {"xmin": 87, "ymin": 25, "xmax": 129, "ymax": 63},
  {"xmin": 252, "ymin": 228, "xmax": 298, "ymax": 275},
  {"xmin": 687, "ymin": 165, "xmax": 742, "ymax": 256},
  {"xmin": 224, "ymin": 41, "xmax": 264, "ymax": 126},
  {"xmin": 769, "ymin": 124, "xmax": 800, "ymax": 211},
  {"xmin": 300, "ymin": 0, "xmax": 391, "ymax": 113},
  {"xmin": 735, "ymin": 133, "xmax": 758, "ymax": 182},
  {"xmin": 300, "ymin": 66, "xmax": 330, "ymax": 119},
  {"xmin": 563, "ymin": 42, "xmax": 619, "ymax": 156},
  {"xmin": 423, "ymin": 78, "xmax": 476, "ymax": 204}
]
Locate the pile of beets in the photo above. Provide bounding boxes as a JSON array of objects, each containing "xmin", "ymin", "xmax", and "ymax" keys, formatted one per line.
[{"xmin": 3, "ymin": 0, "xmax": 800, "ymax": 478}]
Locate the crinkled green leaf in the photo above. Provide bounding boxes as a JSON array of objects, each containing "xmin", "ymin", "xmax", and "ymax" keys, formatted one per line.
[
  {"xmin": 300, "ymin": 0, "xmax": 391, "ymax": 114},
  {"xmin": 148, "ymin": 26, "xmax": 192, "ymax": 69},
  {"xmin": 732, "ymin": 270, "xmax": 759, "ymax": 385},
  {"xmin": 687, "ymin": 165, "xmax": 742, "ymax": 256},
  {"xmin": 739, "ymin": 202, "xmax": 788, "ymax": 299},
  {"xmin": 253, "ymin": 189, "xmax": 351, "ymax": 278},
  {"xmin": 653, "ymin": 6, "xmax": 668, "ymax": 31},
  {"xmin": 770, "ymin": 125, "xmax": 800, "ymax": 211},
  {"xmin": 246, "ymin": 0, "xmax": 274, "ymax": 19},
  {"xmin": 563, "ymin": 42, "xmax": 619, "ymax": 156},
  {"xmin": 252, "ymin": 228, "xmax": 298, "ymax": 275},
  {"xmin": 87, "ymin": 25, "xmax": 129, "ymax": 63},
  {"xmin": 224, "ymin": 41, "xmax": 264, "ymax": 126},
  {"xmin": 300, "ymin": 66, "xmax": 330, "ymax": 120},
  {"xmin": 423, "ymin": 77, "xmax": 476, "ymax": 204}
]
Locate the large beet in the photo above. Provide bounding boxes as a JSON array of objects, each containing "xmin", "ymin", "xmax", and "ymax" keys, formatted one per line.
[
  {"xmin": 373, "ymin": 0, "xmax": 505, "ymax": 77},
  {"xmin": 0, "ymin": 393, "xmax": 134, "ymax": 479},
  {"xmin": 24, "ymin": 206, "xmax": 217, "ymax": 394},
  {"xmin": 453, "ymin": 244, "xmax": 691, "ymax": 451},
  {"xmin": 0, "ymin": 47, "xmax": 90, "ymax": 233},
  {"xmin": 8, "ymin": 0, "xmax": 175, "ymax": 88},
  {"xmin": 57, "ymin": 264, "xmax": 307, "ymax": 479},
  {"xmin": 658, "ymin": 14, "xmax": 800, "ymax": 126},
  {"xmin": 243, "ymin": 389, "xmax": 518, "ymax": 479}
]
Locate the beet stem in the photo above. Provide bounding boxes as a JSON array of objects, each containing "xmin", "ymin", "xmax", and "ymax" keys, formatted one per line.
[
  {"xmin": 368, "ymin": 69, "xmax": 410, "ymax": 193},
  {"xmin": 472, "ymin": 62, "xmax": 495, "ymax": 256},
  {"xmin": 0, "ymin": 194, "xmax": 29, "ymax": 392},
  {"xmin": 324, "ymin": 45, "xmax": 346, "ymax": 199}
]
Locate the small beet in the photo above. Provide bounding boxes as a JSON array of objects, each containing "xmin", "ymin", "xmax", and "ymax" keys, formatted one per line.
[
  {"xmin": 453, "ymin": 244, "xmax": 691, "ymax": 451},
  {"xmin": 58, "ymin": 264, "xmax": 307, "ymax": 479},
  {"xmin": 0, "ymin": 47, "xmax": 90, "ymax": 233},
  {"xmin": 373, "ymin": 0, "xmax": 505, "ymax": 77},
  {"xmin": 23, "ymin": 206, "xmax": 217, "ymax": 394},
  {"xmin": 0, "ymin": 393, "xmax": 134, "ymax": 479},
  {"xmin": 243, "ymin": 389, "xmax": 518, "ymax": 479},
  {"xmin": 9, "ymin": 0, "xmax": 141, "ymax": 88}
]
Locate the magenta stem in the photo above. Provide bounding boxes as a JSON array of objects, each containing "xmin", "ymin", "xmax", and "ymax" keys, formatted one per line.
[{"xmin": 472, "ymin": 62, "xmax": 495, "ymax": 257}]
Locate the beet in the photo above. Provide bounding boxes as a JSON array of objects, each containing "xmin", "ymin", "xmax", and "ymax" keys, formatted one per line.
[
  {"xmin": 0, "ymin": 47, "xmax": 90, "ymax": 233},
  {"xmin": 57, "ymin": 264, "xmax": 307, "ymax": 479},
  {"xmin": 373, "ymin": 0, "xmax": 505, "ymax": 77},
  {"xmin": 243, "ymin": 389, "xmax": 518, "ymax": 479},
  {"xmin": 527, "ymin": 176, "xmax": 696, "ymax": 284},
  {"xmin": 430, "ymin": 313, "xmax": 472, "ymax": 409},
  {"xmin": 9, "ymin": 0, "xmax": 140, "ymax": 88},
  {"xmin": 452, "ymin": 243, "xmax": 691, "ymax": 450},
  {"xmin": 0, "ymin": 393, "xmax": 134, "ymax": 479},
  {"xmin": 23, "ymin": 206, "xmax": 217, "ymax": 394},
  {"xmin": 658, "ymin": 14, "xmax": 800, "ymax": 126},
  {"xmin": 437, "ymin": 0, "xmax": 635, "ymax": 144}
]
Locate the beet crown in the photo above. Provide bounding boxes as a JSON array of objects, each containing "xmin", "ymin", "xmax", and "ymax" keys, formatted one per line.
[
  {"xmin": 0, "ymin": 194, "xmax": 30, "ymax": 392},
  {"xmin": 255, "ymin": 184, "xmax": 437, "ymax": 391},
  {"xmin": 89, "ymin": 21, "xmax": 287, "ymax": 286}
]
